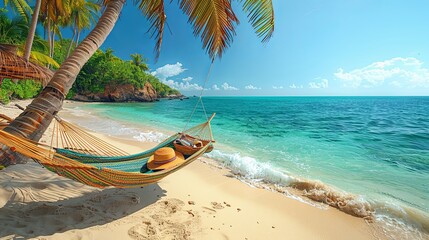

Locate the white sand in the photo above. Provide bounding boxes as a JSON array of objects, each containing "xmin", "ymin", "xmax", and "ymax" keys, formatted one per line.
[{"xmin": 0, "ymin": 100, "xmax": 385, "ymax": 240}]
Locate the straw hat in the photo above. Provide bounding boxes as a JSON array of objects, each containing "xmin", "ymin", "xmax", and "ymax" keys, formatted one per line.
[{"xmin": 147, "ymin": 147, "xmax": 185, "ymax": 170}]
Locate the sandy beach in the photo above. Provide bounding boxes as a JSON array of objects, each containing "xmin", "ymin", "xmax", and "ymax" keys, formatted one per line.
[
  {"xmin": 0, "ymin": 100, "xmax": 386, "ymax": 239},
  {"xmin": 2, "ymin": 0, "xmax": 429, "ymax": 238}
]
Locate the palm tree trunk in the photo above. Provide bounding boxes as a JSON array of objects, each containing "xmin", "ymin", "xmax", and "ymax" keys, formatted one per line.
[
  {"xmin": 23, "ymin": 0, "xmax": 42, "ymax": 61},
  {"xmin": 67, "ymin": 27, "xmax": 77, "ymax": 58},
  {"xmin": 51, "ymin": 31, "xmax": 56, "ymax": 58},
  {"xmin": 0, "ymin": 0, "xmax": 125, "ymax": 166},
  {"xmin": 47, "ymin": 19, "xmax": 52, "ymax": 57},
  {"xmin": 75, "ymin": 30, "xmax": 81, "ymax": 47}
]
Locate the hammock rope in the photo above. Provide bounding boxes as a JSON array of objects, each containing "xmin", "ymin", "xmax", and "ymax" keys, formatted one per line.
[
  {"xmin": 182, "ymin": 61, "xmax": 214, "ymax": 133},
  {"xmin": 0, "ymin": 61, "xmax": 216, "ymax": 188},
  {"xmin": 0, "ymin": 114, "xmax": 215, "ymax": 188}
]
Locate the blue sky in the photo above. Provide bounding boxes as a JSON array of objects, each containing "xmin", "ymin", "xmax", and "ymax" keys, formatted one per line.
[
  {"xmin": 7, "ymin": 0, "xmax": 429, "ymax": 96},
  {"xmin": 98, "ymin": 0, "xmax": 429, "ymax": 96}
]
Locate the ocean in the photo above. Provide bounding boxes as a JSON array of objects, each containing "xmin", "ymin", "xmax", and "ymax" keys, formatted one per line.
[{"xmin": 68, "ymin": 96, "xmax": 429, "ymax": 237}]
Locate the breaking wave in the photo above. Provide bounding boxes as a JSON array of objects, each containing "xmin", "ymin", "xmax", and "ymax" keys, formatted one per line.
[
  {"xmin": 133, "ymin": 131, "xmax": 167, "ymax": 143},
  {"xmin": 66, "ymin": 104, "xmax": 429, "ymax": 239},
  {"xmin": 206, "ymin": 149, "xmax": 429, "ymax": 239}
]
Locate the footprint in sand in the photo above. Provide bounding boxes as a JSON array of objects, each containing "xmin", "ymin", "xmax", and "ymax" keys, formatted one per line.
[
  {"xmin": 127, "ymin": 198, "xmax": 200, "ymax": 240},
  {"xmin": 210, "ymin": 202, "xmax": 224, "ymax": 210}
]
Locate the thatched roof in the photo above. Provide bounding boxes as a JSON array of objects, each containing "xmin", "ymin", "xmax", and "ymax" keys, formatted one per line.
[
  {"xmin": 0, "ymin": 114, "xmax": 12, "ymax": 130},
  {"xmin": 0, "ymin": 44, "xmax": 54, "ymax": 86}
]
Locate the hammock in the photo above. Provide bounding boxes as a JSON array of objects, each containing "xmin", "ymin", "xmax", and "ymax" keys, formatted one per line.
[{"xmin": 0, "ymin": 113, "xmax": 215, "ymax": 188}]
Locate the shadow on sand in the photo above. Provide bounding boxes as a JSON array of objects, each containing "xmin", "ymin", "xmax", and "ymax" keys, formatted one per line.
[{"xmin": 0, "ymin": 182, "xmax": 166, "ymax": 239}]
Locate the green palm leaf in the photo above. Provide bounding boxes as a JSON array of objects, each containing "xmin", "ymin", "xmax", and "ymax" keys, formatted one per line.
[
  {"xmin": 179, "ymin": 0, "xmax": 239, "ymax": 60},
  {"xmin": 71, "ymin": 0, "xmax": 100, "ymax": 31},
  {"xmin": 134, "ymin": 0, "xmax": 166, "ymax": 61},
  {"xmin": 0, "ymin": 10, "xmax": 28, "ymax": 44},
  {"xmin": 16, "ymin": 46, "xmax": 60, "ymax": 68},
  {"xmin": 4, "ymin": 0, "xmax": 33, "ymax": 23},
  {"xmin": 28, "ymin": 51, "xmax": 60, "ymax": 68},
  {"xmin": 241, "ymin": 0, "xmax": 275, "ymax": 42}
]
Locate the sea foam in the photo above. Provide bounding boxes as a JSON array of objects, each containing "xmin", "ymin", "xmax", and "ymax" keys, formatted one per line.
[
  {"xmin": 205, "ymin": 148, "xmax": 429, "ymax": 239},
  {"xmin": 133, "ymin": 131, "xmax": 167, "ymax": 143},
  {"xmin": 206, "ymin": 150, "xmax": 294, "ymax": 185},
  {"xmin": 66, "ymin": 102, "xmax": 429, "ymax": 239}
]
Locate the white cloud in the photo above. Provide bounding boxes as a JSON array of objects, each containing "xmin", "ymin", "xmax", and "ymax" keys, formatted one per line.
[
  {"xmin": 289, "ymin": 84, "xmax": 303, "ymax": 89},
  {"xmin": 245, "ymin": 84, "xmax": 261, "ymax": 90},
  {"xmin": 162, "ymin": 79, "xmax": 203, "ymax": 91},
  {"xmin": 150, "ymin": 63, "xmax": 203, "ymax": 91},
  {"xmin": 212, "ymin": 84, "xmax": 220, "ymax": 91},
  {"xmin": 221, "ymin": 82, "xmax": 239, "ymax": 91},
  {"xmin": 309, "ymin": 79, "xmax": 329, "ymax": 89},
  {"xmin": 334, "ymin": 57, "xmax": 429, "ymax": 88},
  {"xmin": 272, "ymin": 86, "xmax": 284, "ymax": 89},
  {"xmin": 151, "ymin": 62, "xmax": 186, "ymax": 80}
]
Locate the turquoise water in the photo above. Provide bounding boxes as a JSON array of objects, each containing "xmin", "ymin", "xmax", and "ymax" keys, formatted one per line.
[{"xmin": 74, "ymin": 96, "xmax": 429, "ymax": 233}]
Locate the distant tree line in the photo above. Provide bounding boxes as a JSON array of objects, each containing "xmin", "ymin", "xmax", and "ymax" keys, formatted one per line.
[{"xmin": 66, "ymin": 47, "xmax": 181, "ymax": 98}]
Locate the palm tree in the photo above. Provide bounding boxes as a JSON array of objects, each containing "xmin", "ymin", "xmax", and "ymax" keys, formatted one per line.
[
  {"xmin": 2, "ymin": 0, "xmax": 42, "ymax": 61},
  {"xmin": 20, "ymin": 0, "xmax": 66, "ymax": 61},
  {"xmin": 130, "ymin": 53, "xmax": 149, "ymax": 71},
  {"xmin": 63, "ymin": 0, "xmax": 100, "ymax": 57},
  {"xmin": 38, "ymin": 0, "xmax": 70, "ymax": 60},
  {"xmin": 104, "ymin": 47, "xmax": 116, "ymax": 61},
  {"xmin": 72, "ymin": 0, "xmax": 100, "ymax": 47},
  {"xmin": 2, "ymin": 0, "xmax": 32, "ymax": 23},
  {"xmin": 0, "ymin": 9, "xmax": 28, "ymax": 44},
  {"xmin": 22, "ymin": 0, "xmax": 42, "ymax": 62},
  {"xmin": 0, "ymin": 9, "xmax": 59, "ymax": 67},
  {"xmin": 3, "ymin": 0, "xmax": 98, "ymax": 65},
  {"xmin": 1, "ymin": 0, "xmax": 274, "ymax": 165}
]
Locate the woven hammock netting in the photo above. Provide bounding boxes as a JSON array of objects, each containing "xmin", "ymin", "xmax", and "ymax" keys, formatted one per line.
[{"xmin": 0, "ymin": 113, "xmax": 215, "ymax": 188}]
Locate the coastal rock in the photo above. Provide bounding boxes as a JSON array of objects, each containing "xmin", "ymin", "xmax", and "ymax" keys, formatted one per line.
[
  {"xmin": 142, "ymin": 82, "xmax": 157, "ymax": 102},
  {"xmin": 72, "ymin": 82, "xmax": 158, "ymax": 102}
]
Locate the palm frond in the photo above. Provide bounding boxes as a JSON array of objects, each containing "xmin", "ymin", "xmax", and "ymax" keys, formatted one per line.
[
  {"xmin": 0, "ymin": 12, "xmax": 28, "ymax": 45},
  {"xmin": 16, "ymin": 47, "xmax": 60, "ymax": 68},
  {"xmin": 179, "ymin": 0, "xmax": 239, "ymax": 60},
  {"xmin": 40, "ymin": 0, "xmax": 71, "ymax": 22},
  {"xmin": 31, "ymin": 37, "xmax": 49, "ymax": 52},
  {"xmin": 8, "ymin": 0, "xmax": 33, "ymax": 23},
  {"xmin": 29, "ymin": 51, "xmax": 60, "ymax": 68},
  {"xmin": 75, "ymin": 1, "xmax": 100, "ymax": 31},
  {"xmin": 240, "ymin": 0, "xmax": 274, "ymax": 42},
  {"xmin": 134, "ymin": 0, "xmax": 165, "ymax": 61}
]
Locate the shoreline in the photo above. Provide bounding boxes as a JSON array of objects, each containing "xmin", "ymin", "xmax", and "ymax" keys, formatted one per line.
[
  {"xmin": 63, "ymin": 99, "xmax": 429, "ymax": 238},
  {"xmin": 0, "ymin": 99, "xmax": 423, "ymax": 239}
]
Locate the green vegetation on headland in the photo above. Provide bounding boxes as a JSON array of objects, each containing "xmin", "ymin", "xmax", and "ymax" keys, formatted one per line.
[
  {"xmin": 65, "ymin": 47, "xmax": 181, "ymax": 99},
  {"xmin": 1, "ymin": 0, "xmax": 274, "ymax": 169},
  {"xmin": 0, "ymin": 8, "xmax": 180, "ymax": 104},
  {"xmin": 0, "ymin": 43, "xmax": 180, "ymax": 103}
]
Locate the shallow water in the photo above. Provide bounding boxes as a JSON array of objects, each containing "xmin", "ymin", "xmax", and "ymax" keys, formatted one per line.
[{"xmin": 70, "ymin": 96, "xmax": 429, "ymax": 236}]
